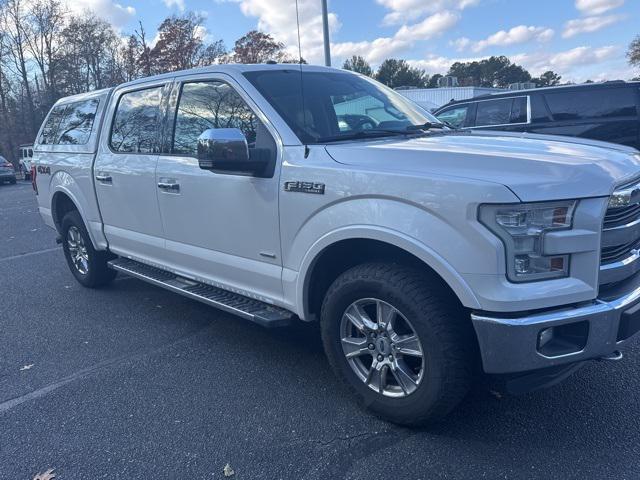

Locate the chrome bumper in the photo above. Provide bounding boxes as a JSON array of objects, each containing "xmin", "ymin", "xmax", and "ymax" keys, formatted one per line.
[{"xmin": 471, "ymin": 274, "xmax": 640, "ymax": 374}]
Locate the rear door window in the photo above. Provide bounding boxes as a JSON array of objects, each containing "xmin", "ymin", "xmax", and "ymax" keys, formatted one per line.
[
  {"xmin": 55, "ymin": 99, "xmax": 100, "ymax": 145},
  {"xmin": 39, "ymin": 105, "xmax": 67, "ymax": 145},
  {"xmin": 510, "ymin": 97, "xmax": 528, "ymax": 123},
  {"xmin": 475, "ymin": 98, "xmax": 512, "ymax": 126},
  {"xmin": 545, "ymin": 88, "xmax": 638, "ymax": 120},
  {"xmin": 474, "ymin": 97, "xmax": 529, "ymax": 127},
  {"xmin": 110, "ymin": 87, "xmax": 163, "ymax": 153},
  {"xmin": 436, "ymin": 105, "xmax": 470, "ymax": 128}
]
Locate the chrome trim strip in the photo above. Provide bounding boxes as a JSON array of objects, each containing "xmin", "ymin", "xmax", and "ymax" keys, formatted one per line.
[
  {"xmin": 472, "ymin": 274, "xmax": 640, "ymax": 327},
  {"xmin": 600, "ymin": 251, "xmax": 640, "ymax": 285},
  {"xmin": 601, "ymin": 217, "xmax": 640, "ymax": 247}
]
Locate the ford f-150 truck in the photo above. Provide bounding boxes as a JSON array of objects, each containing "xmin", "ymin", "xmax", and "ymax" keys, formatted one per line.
[{"xmin": 33, "ymin": 64, "xmax": 640, "ymax": 425}]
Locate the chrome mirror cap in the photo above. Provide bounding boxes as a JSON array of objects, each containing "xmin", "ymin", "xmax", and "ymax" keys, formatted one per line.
[{"xmin": 197, "ymin": 128, "xmax": 250, "ymax": 169}]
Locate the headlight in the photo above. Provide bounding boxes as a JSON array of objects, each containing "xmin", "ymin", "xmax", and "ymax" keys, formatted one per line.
[{"xmin": 479, "ymin": 200, "xmax": 577, "ymax": 282}]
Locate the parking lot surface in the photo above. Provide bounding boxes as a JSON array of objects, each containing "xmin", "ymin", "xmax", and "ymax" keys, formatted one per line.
[{"xmin": 2, "ymin": 181, "xmax": 640, "ymax": 479}]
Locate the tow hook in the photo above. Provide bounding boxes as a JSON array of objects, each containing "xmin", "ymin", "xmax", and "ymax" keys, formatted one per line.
[{"xmin": 598, "ymin": 350, "xmax": 623, "ymax": 362}]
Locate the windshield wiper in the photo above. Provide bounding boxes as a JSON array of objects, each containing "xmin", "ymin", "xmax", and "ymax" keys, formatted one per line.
[
  {"xmin": 317, "ymin": 128, "xmax": 425, "ymax": 143},
  {"xmin": 405, "ymin": 121, "xmax": 452, "ymax": 131}
]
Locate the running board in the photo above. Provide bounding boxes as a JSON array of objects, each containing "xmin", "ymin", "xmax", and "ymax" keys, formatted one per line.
[{"xmin": 108, "ymin": 258, "xmax": 295, "ymax": 328}]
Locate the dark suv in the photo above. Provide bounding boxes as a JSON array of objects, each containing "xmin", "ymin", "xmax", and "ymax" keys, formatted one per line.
[{"xmin": 433, "ymin": 81, "xmax": 640, "ymax": 150}]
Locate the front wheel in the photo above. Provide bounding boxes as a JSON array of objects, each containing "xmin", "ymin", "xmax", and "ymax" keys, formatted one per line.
[
  {"xmin": 61, "ymin": 210, "xmax": 117, "ymax": 288},
  {"xmin": 321, "ymin": 263, "xmax": 475, "ymax": 426}
]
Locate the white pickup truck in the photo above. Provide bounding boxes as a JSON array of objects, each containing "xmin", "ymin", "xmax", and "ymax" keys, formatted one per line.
[{"xmin": 33, "ymin": 64, "xmax": 640, "ymax": 425}]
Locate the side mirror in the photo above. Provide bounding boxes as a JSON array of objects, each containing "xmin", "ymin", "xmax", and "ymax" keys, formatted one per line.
[{"xmin": 197, "ymin": 128, "xmax": 265, "ymax": 176}]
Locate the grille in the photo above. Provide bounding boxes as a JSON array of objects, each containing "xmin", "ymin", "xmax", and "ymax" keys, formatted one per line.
[
  {"xmin": 600, "ymin": 178, "xmax": 640, "ymax": 283},
  {"xmin": 603, "ymin": 204, "xmax": 640, "ymax": 229},
  {"xmin": 601, "ymin": 237, "xmax": 640, "ymax": 265}
]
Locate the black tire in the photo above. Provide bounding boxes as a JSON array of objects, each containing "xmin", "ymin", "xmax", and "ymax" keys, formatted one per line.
[
  {"xmin": 61, "ymin": 210, "xmax": 117, "ymax": 288},
  {"xmin": 320, "ymin": 262, "xmax": 475, "ymax": 426}
]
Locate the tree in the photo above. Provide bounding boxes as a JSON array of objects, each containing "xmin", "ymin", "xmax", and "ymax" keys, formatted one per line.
[
  {"xmin": 150, "ymin": 14, "xmax": 206, "ymax": 72},
  {"xmin": 25, "ymin": 0, "xmax": 65, "ymax": 106},
  {"xmin": 199, "ymin": 39, "xmax": 226, "ymax": 66},
  {"xmin": 427, "ymin": 73, "xmax": 442, "ymax": 88},
  {"xmin": 629, "ymin": 35, "xmax": 640, "ymax": 71},
  {"xmin": 231, "ymin": 30, "xmax": 295, "ymax": 63},
  {"xmin": 447, "ymin": 56, "xmax": 531, "ymax": 88},
  {"xmin": 534, "ymin": 70, "xmax": 562, "ymax": 87},
  {"xmin": 375, "ymin": 59, "xmax": 428, "ymax": 89},
  {"xmin": 342, "ymin": 55, "xmax": 372, "ymax": 76},
  {"xmin": 135, "ymin": 21, "xmax": 152, "ymax": 77},
  {"xmin": 57, "ymin": 14, "xmax": 121, "ymax": 93},
  {"xmin": 1, "ymin": 0, "xmax": 37, "ymax": 135}
]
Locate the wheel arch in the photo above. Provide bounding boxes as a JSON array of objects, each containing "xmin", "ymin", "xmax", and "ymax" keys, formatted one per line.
[
  {"xmin": 298, "ymin": 227, "xmax": 481, "ymax": 321},
  {"xmin": 50, "ymin": 188, "xmax": 102, "ymax": 250},
  {"xmin": 47, "ymin": 168, "xmax": 108, "ymax": 250}
]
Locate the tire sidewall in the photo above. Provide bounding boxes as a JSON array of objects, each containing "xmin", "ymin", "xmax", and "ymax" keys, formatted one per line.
[{"xmin": 321, "ymin": 269, "xmax": 452, "ymax": 422}]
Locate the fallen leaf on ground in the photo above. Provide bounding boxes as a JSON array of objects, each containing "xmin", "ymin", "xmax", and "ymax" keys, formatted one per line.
[
  {"xmin": 33, "ymin": 468, "xmax": 55, "ymax": 480},
  {"xmin": 20, "ymin": 364, "xmax": 34, "ymax": 371},
  {"xmin": 223, "ymin": 463, "xmax": 235, "ymax": 477},
  {"xmin": 489, "ymin": 389, "xmax": 503, "ymax": 399}
]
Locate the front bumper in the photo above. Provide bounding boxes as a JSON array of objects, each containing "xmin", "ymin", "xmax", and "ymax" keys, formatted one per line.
[
  {"xmin": 0, "ymin": 173, "xmax": 16, "ymax": 180},
  {"xmin": 472, "ymin": 271, "xmax": 640, "ymax": 374}
]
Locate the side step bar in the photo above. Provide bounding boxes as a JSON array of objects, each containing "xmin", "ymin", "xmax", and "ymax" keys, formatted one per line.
[{"xmin": 108, "ymin": 258, "xmax": 296, "ymax": 328}]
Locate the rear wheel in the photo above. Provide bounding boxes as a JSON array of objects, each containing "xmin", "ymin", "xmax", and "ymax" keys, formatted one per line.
[
  {"xmin": 321, "ymin": 262, "xmax": 475, "ymax": 426},
  {"xmin": 61, "ymin": 210, "xmax": 116, "ymax": 288}
]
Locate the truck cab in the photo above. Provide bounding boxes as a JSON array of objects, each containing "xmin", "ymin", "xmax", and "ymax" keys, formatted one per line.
[{"xmin": 33, "ymin": 65, "xmax": 640, "ymax": 425}]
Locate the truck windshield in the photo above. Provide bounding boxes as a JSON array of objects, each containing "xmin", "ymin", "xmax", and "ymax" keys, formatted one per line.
[{"xmin": 243, "ymin": 69, "xmax": 444, "ymax": 144}]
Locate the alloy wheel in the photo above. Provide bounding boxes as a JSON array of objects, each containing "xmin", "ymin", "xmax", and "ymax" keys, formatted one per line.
[
  {"xmin": 67, "ymin": 226, "xmax": 89, "ymax": 275},
  {"xmin": 340, "ymin": 298, "xmax": 425, "ymax": 398}
]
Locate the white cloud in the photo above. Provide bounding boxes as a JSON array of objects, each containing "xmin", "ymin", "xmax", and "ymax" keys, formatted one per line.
[
  {"xmin": 575, "ymin": 0, "xmax": 624, "ymax": 15},
  {"xmin": 512, "ymin": 45, "xmax": 620, "ymax": 75},
  {"xmin": 453, "ymin": 25, "xmax": 554, "ymax": 52},
  {"xmin": 163, "ymin": 0, "xmax": 186, "ymax": 12},
  {"xmin": 66, "ymin": 0, "xmax": 136, "ymax": 28},
  {"xmin": 562, "ymin": 14, "xmax": 625, "ymax": 38},
  {"xmin": 394, "ymin": 11, "xmax": 460, "ymax": 41},
  {"xmin": 407, "ymin": 54, "xmax": 488, "ymax": 74},
  {"xmin": 332, "ymin": 38, "xmax": 412, "ymax": 65},
  {"xmin": 377, "ymin": 0, "xmax": 479, "ymax": 26},
  {"xmin": 404, "ymin": 45, "xmax": 623, "ymax": 82},
  {"xmin": 233, "ymin": 0, "xmax": 459, "ymax": 65},
  {"xmin": 235, "ymin": 0, "xmax": 340, "ymax": 62}
]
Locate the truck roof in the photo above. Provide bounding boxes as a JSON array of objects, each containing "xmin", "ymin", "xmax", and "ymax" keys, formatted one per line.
[
  {"xmin": 117, "ymin": 63, "xmax": 344, "ymax": 89},
  {"xmin": 53, "ymin": 87, "xmax": 113, "ymax": 107}
]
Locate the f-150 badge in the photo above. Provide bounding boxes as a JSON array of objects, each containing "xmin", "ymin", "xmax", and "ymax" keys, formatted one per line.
[{"xmin": 284, "ymin": 181, "xmax": 325, "ymax": 195}]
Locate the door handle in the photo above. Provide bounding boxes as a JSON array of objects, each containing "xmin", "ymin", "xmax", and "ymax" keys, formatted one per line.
[
  {"xmin": 95, "ymin": 174, "xmax": 112, "ymax": 183},
  {"xmin": 158, "ymin": 181, "xmax": 180, "ymax": 193}
]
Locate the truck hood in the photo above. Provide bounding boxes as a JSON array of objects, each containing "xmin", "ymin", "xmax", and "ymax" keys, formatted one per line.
[{"xmin": 325, "ymin": 131, "xmax": 640, "ymax": 202}]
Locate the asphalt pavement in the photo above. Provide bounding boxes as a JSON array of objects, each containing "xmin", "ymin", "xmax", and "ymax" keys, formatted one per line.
[{"xmin": 1, "ymin": 181, "xmax": 640, "ymax": 480}]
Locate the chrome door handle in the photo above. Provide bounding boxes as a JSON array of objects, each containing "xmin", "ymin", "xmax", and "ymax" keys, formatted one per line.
[
  {"xmin": 158, "ymin": 181, "xmax": 180, "ymax": 192},
  {"xmin": 95, "ymin": 174, "xmax": 112, "ymax": 183}
]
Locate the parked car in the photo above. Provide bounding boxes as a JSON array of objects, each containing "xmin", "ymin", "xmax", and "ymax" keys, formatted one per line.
[
  {"xmin": 33, "ymin": 65, "xmax": 640, "ymax": 425},
  {"xmin": 19, "ymin": 144, "xmax": 34, "ymax": 180},
  {"xmin": 433, "ymin": 81, "xmax": 640, "ymax": 150},
  {"xmin": 0, "ymin": 156, "xmax": 17, "ymax": 184}
]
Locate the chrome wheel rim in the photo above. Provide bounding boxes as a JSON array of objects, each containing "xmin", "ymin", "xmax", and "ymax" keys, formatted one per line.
[
  {"xmin": 340, "ymin": 298, "xmax": 424, "ymax": 398},
  {"xmin": 67, "ymin": 226, "xmax": 89, "ymax": 275}
]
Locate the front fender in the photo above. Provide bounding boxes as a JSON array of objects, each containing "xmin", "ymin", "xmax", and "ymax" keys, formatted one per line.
[
  {"xmin": 298, "ymin": 225, "xmax": 483, "ymax": 318},
  {"xmin": 282, "ymin": 196, "xmax": 507, "ymax": 319}
]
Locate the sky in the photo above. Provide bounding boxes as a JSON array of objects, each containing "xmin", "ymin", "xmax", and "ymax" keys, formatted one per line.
[{"xmin": 68, "ymin": 0, "xmax": 639, "ymax": 82}]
